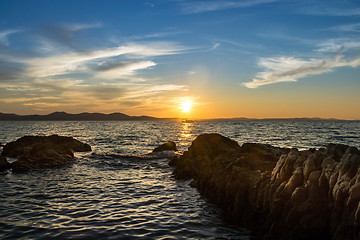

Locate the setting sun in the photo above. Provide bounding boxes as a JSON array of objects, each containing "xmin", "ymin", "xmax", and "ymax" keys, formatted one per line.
[{"xmin": 180, "ymin": 100, "xmax": 192, "ymax": 113}]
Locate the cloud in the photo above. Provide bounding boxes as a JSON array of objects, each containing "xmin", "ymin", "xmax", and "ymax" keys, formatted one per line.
[
  {"xmin": 304, "ymin": 8, "xmax": 360, "ymax": 17},
  {"xmin": 127, "ymin": 84, "xmax": 187, "ymax": 98},
  {"xmin": 211, "ymin": 43, "xmax": 220, "ymax": 49},
  {"xmin": 0, "ymin": 29, "xmax": 23, "ymax": 46},
  {"xmin": 317, "ymin": 38, "xmax": 360, "ymax": 53},
  {"xmin": 93, "ymin": 61, "xmax": 157, "ymax": 79},
  {"xmin": 330, "ymin": 23, "xmax": 360, "ymax": 32},
  {"xmin": 23, "ymin": 42, "xmax": 185, "ymax": 78},
  {"xmin": 0, "ymin": 96, "xmax": 59, "ymax": 104},
  {"xmin": 39, "ymin": 23, "xmax": 101, "ymax": 50},
  {"xmin": 0, "ymin": 58, "xmax": 26, "ymax": 82},
  {"xmin": 145, "ymin": 2, "xmax": 154, "ymax": 7},
  {"xmin": 0, "ymin": 23, "xmax": 191, "ymax": 114},
  {"xmin": 180, "ymin": 0, "xmax": 278, "ymax": 14},
  {"xmin": 86, "ymin": 86, "xmax": 126, "ymax": 100},
  {"xmin": 124, "ymin": 31, "xmax": 188, "ymax": 41},
  {"xmin": 243, "ymin": 55, "xmax": 360, "ymax": 88}
]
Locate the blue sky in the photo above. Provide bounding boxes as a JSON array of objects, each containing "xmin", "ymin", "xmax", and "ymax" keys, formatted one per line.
[{"xmin": 0, "ymin": 0, "xmax": 359, "ymax": 119}]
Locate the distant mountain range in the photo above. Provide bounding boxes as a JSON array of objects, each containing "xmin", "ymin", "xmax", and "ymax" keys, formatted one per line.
[
  {"xmin": 0, "ymin": 112, "xmax": 349, "ymax": 121},
  {"xmin": 0, "ymin": 112, "xmax": 165, "ymax": 121}
]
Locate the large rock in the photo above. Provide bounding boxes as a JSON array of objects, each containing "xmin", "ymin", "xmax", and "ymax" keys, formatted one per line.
[
  {"xmin": 173, "ymin": 133, "xmax": 289, "ymax": 218},
  {"xmin": 172, "ymin": 133, "xmax": 360, "ymax": 240},
  {"xmin": 1, "ymin": 135, "xmax": 91, "ymax": 172}
]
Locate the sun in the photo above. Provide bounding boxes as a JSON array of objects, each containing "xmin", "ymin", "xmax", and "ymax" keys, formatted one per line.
[{"xmin": 180, "ymin": 100, "xmax": 192, "ymax": 113}]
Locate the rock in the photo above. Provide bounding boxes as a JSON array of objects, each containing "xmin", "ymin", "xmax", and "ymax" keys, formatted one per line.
[
  {"xmin": 2, "ymin": 135, "xmax": 91, "ymax": 158},
  {"xmin": 173, "ymin": 133, "xmax": 242, "ymax": 179},
  {"xmin": 153, "ymin": 141, "xmax": 177, "ymax": 152},
  {"xmin": 172, "ymin": 134, "xmax": 360, "ymax": 240},
  {"xmin": 173, "ymin": 133, "xmax": 289, "ymax": 218},
  {"xmin": 1, "ymin": 135, "xmax": 91, "ymax": 172},
  {"xmin": 0, "ymin": 155, "xmax": 11, "ymax": 171}
]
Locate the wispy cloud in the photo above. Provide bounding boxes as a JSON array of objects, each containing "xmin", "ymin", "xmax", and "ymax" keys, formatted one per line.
[
  {"xmin": 0, "ymin": 23, "xmax": 191, "ymax": 114},
  {"xmin": 304, "ymin": 8, "xmax": 360, "ymax": 17},
  {"xmin": 329, "ymin": 23, "xmax": 360, "ymax": 32},
  {"xmin": 124, "ymin": 31, "xmax": 188, "ymax": 41},
  {"xmin": 38, "ymin": 23, "xmax": 102, "ymax": 51},
  {"xmin": 180, "ymin": 0, "xmax": 278, "ymax": 14},
  {"xmin": 317, "ymin": 38, "xmax": 360, "ymax": 53},
  {"xmin": 211, "ymin": 42, "xmax": 220, "ymax": 49},
  {"xmin": 0, "ymin": 29, "xmax": 23, "ymax": 46},
  {"xmin": 243, "ymin": 55, "xmax": 360, "ymax": 88},
  {"xmin": 93, "ymin": 61, "xmax": 157, "ymax": 79},
  {"xmin": 21, "ymin": 42, "xmax": 185, "ymax": 78},
  {"xmin": 244, "ymin": 34, "xmax": 360, "ymax": 89}
]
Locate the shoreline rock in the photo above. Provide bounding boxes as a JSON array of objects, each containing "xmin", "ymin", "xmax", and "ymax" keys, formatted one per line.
[
  {"xmin": 172, "ymin": 133, "xmax": 360, "ymax": 240},
  {"xmin": 1, "ymin": 135, "xmax": 91, "ymax": 172}
]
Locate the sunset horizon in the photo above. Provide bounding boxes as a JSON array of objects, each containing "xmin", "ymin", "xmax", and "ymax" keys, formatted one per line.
[
  {"xmin": 0, "ymin": 109, "xmax": 358, "ymax": 121},
  {"xmin": 1, "ymin": 1, "xmax": 360, "ymax": 239}
]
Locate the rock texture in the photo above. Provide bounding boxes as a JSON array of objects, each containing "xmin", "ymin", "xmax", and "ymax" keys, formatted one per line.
[
  {"xmin": 1, "ymin": 135, "xmax": 91, "ymax": 172},
  {"xmin": 153, "ymin": 141, "xmax": 177, "ymax": 152},
  {"xmin": 0, "ymin": 155, "xmax": 11, "ymax": 171},
  {"xmin": 173, "ymin": 133, "xmax": 360, "ymax": 240}
]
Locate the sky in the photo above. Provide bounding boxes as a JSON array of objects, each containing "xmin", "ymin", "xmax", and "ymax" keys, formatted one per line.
[{"xmin": 0, "ymin": 0, "xmax": 359, "ymax": 120}]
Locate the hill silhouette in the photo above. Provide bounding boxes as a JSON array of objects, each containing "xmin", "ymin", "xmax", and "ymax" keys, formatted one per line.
[{"xmin": 0, "ymin": 112, "xmax": 162, "ymax": 121}]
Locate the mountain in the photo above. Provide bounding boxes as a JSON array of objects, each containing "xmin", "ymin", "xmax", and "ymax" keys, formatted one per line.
[
  {"xmin": 0, "ymin": 112, "xmax": 347, "ymax": 121},
  {"xmin": 0, "ymin": 112, "xmax": 161, "ymax": 121}
]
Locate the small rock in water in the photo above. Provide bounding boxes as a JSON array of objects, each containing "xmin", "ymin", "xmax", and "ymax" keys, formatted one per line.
[
  {"xmin": 0, "ymin": 155, "xmax": 11, "ymax": 171},
  {"xmin": 153, "ymin": 141, "xmax": 177, "ymax": 152}
]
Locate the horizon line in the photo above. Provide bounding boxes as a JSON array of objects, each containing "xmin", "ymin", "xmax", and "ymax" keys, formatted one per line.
[{"xmin": 0, "ymin": 111, "xmax": 358, "ymax": 121}]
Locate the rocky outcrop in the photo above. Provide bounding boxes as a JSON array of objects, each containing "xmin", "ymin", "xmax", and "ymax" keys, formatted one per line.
[
  {"xmin": 1, "ymin": 135, "xmax": 91, "ymax": 172},
  {"xmin": 173, "ymin": 133, "xmax": 360, "ymax": 240},
  {"xmin": 153, "ymin": 141, "xmax": 177, "ymax": 152},
  {"xmin": 0, "ymin": 155, "xmax": 11, "ymax": 171}
]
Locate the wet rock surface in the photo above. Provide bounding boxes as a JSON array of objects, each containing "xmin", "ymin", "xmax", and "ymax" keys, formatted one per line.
[
  {"xmin": 1, "ymin": 135, "xmax": 91, "ymax": 172},
  {"xmin": 0, "ymin": 155, "xmax": 11, "ymax": 171},
  {"xmin": 153, "ymin": 141, "xmax": 177, "ymax": 152},
  {"xmin": 173, "ymin": 133, "xmax": 360, "ymax": 240}
]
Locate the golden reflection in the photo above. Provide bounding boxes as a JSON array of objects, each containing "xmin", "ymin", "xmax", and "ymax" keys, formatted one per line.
[{"xmin": 180, "ymin": 121, "xmax": 193, "ymax": 140}]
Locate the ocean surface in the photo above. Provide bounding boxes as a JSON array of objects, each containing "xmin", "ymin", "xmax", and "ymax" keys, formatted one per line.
[{"xmin": 0, "ymin": 120, "xmax": 359, "ymax": 239}]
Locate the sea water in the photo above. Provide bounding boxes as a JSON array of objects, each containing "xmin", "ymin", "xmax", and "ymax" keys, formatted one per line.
[{"xmin": 0, "ymin": 120, "xmax": 359, "ymax": 239}]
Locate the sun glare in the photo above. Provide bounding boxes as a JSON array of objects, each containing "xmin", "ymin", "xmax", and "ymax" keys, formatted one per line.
[{"xmin": 180, "ymin": 100, "xmax": 192, "ymax": 113}]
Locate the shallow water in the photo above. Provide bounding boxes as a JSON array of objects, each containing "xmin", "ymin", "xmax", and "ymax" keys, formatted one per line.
[{"xmin": 0, "ymin": 120, "xmax": 359, "ymax": 239}]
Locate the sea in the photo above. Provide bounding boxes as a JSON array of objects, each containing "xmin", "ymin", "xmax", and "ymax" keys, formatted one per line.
[{"xmin": 0, "ymin": 120, "xmax": 359, "ymax": 240}]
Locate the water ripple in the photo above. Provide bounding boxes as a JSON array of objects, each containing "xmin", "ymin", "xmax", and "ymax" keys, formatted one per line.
[{"xmin": 0, "ymin": 120, "xmax": 359, "ymax": 239}]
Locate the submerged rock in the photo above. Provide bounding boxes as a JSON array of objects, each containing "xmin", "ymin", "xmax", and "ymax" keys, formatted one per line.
[
  {"xmin": 1, "ymin": 135, "xmax": 91, "ymax": 172},
  {"xmin": 173, "ymin": 133, "xmax": 360, "ymax": 240},
  {"xmin": 153, "ymin": 141, "xmax": 177, "ymax": 152}
]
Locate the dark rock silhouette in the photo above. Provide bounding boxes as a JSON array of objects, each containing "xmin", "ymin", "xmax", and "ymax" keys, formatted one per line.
[
  {"xmin": 173, "ymin": 133, "xmax": 360, "ymax": 240},
  {"xmin": 0, "ymin": 155, "xmax": 11, "ymax": 171},
  {"xmin": 1, "ymin": 135, "xmax": 91, "ymax": 172},
  {"xmin": 153, "ymin": 141, "xmax": 177, "ymax": 152},
  {"xmin": 0, "ymin": 111, "xmax": 161, "ymax": 121}
]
